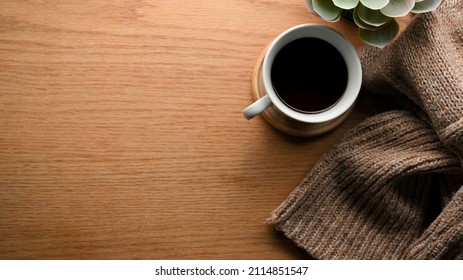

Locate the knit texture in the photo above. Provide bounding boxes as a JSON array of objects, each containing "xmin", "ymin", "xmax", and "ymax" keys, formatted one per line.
[{"xmin": 269, "ymin": 0, "xmax": 463, "ymax": 259}]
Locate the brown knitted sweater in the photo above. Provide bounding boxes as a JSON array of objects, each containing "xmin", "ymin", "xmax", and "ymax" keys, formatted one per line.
[{"xmin": 270, "ymin": 0, "xmax": 463, "ymax": 259}]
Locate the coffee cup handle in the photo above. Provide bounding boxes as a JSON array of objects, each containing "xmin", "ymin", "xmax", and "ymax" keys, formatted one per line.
[{"xmin": 242, "ymin": 95, "xmax": 272, "ymax": 120}]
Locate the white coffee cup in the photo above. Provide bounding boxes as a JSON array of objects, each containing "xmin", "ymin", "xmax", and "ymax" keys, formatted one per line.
[{"xmin": 242, "ymin": 24, "xmax": 362, "ymax": 136}]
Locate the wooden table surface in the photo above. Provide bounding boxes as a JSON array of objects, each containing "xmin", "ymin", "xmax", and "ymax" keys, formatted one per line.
[{"xmin": 0, "ymin": 1, "xmax": 411, "ymax": 259}]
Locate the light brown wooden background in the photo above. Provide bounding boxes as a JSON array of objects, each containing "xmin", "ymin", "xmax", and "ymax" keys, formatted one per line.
[{"xmin": 0, "ymin": 1, "xmax": 410, "ymax": 259}]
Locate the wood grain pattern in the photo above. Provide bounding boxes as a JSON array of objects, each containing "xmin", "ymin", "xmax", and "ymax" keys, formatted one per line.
[{"xmin": 0, "ymin": 1, "xmax": 412, "ymax": 259}]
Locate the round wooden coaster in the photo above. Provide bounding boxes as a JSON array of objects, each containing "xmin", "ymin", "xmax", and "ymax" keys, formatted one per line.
[{"xmin": 250, "ymin": 50, "xmax": 354, "ymax": 137}]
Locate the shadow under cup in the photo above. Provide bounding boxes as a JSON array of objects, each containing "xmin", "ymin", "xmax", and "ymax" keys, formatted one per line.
[{"xmin": 245, "ymin": 24, "xmax": 362, "ymax": 137}]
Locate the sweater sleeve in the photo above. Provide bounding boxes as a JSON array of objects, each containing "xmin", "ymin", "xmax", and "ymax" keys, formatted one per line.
[
  {"xmin": 359, "ymin": 0, "xmax": 463, "ymax": 163},
  {"xmin": 269, "ymin": 111, "xmax": 463, "ymax": 259}
]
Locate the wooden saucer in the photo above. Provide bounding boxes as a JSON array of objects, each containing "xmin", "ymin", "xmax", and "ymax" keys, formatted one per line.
[{"xmin": 250, "ymin": 50, "xmax": 354, "ymax": 137}]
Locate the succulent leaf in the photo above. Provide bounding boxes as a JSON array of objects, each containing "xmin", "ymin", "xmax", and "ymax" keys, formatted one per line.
[
  {"xmin": 412, "ymin": 0, "xmax": 443, "ymax": 13},
  {"xmin": 381, "ymin": 0, "xmax": 415, "ymax": 17},
  {"xmin": 332, "ymin": 0, "xmax": 360, "ymax": 9},
  {"xmin": 353, "ymin": 5, "xmax": 382, "ymax": 30},
  {"xmin": 359, "ymin": 19, "xmax": 399, "ymax": 48},
  {"xmin": 357, "ymin": 4, "xmax": 391, "ymax": 27},
  {"xmin": 311, "ymin": 0, "xmax": 342, "ymax": 22},
  {"xmin": 360, "ymin": 0, "xmax": 390, "ymax": 10},
  {"xmin": 305, "ymin": 0, "xmax": 315, "ymax": 13}
]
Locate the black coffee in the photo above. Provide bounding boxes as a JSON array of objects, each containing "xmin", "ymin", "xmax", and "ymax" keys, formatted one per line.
[{"xmin": 271, "ymin": 37, "xmax": 348, "ymax": 112}]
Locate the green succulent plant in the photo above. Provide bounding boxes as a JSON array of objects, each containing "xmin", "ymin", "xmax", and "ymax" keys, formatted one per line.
[{"xmin": 306, "ymin": 0, "xmax": 444, "ymax": 48}]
